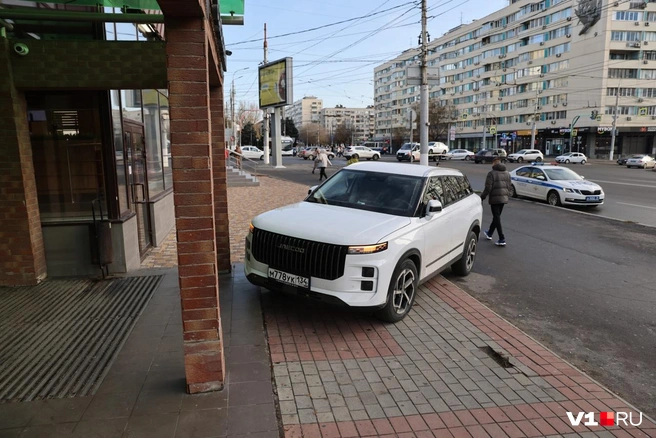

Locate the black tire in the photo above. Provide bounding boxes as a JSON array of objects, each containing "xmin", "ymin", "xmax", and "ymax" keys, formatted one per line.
[
  {"xmin": 465, "ymin": 155, "xmax": 471, "ymax": 161},
  {"xmin": 581, "ymin": 160, "xmax": 586, "ymax": 164},
  {"xmin": 304, "ymin": 157, "xmax": 308, "ymax": 160},
  {"xmin": 547, "ymin": 190, "xmax": 561, "ymax": 206},
  {"xmin": 565, "ymin": 159, "xmax": 570, "ymax": 164},
  {"xmin": 510, "ymin": 184, "xmax": 518, "ymax": 198},
  {"xmin": 375, "ymin": 259, "xmax": 418, "ymax": 323},
  {"xmin": 373, "ymin": 154, "xmax": 380, "ymax": 161},
  {"xmin": 535, "ymin": 156, "xmax": 542, "ymax": 162},
  {"xmin": 451, "ymin": 231, "xmax": 478, "ymax": 277},
  {"xmin": 517, "ymin": 157, "xmax": 524, "ymax": 162},
  {"xmin": 397, "ymin": 158, "xmax": 403, "ymax": 162},
  {"xmin": 260, "ymin": 155, "xmax": 264, "ymax": 160}
]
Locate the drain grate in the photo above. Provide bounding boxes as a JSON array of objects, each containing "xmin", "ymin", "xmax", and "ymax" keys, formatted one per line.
[
  {"xmin": 0, "ymin": 275, "xmax": 162, "ymax": 402},
  {"xmin": 479, "ymin": 345, "xmax": 514, "ymax": 369}
]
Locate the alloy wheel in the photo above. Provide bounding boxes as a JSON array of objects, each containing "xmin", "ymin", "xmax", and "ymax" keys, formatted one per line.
[
  {"xmin": 392, "ymin": 268, "xmax": 416, "ymax": 315},
  {"xmin": 465, "ymin": 238, "xmax": 477, "ymax": 271}
]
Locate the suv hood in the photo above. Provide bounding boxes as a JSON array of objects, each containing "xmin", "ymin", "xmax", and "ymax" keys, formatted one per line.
[{"xmin": 252, "ymin": 202, "xmax": 411, "ymax": 245}]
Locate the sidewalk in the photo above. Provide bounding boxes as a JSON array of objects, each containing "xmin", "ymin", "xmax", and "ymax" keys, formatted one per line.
[{"xmin": 2, "ymin": 176, "xmax": 654, "ymax": 437}]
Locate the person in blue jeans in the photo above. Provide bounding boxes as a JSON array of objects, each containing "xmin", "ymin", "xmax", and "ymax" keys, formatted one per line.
[{"xmin": 479, "ymin": 157, "xmax": 512, "ymax": 246}]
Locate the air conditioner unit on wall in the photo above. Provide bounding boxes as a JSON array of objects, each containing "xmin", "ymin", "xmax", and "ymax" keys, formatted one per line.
[
  {"xmin": 556, "ymin": 53, "xmax": 562, "ymax": 57},
  {"xmin": 551, "ymin": 120, "xmax": 557, "ymax": 124},
  {"xmin": 563, "ymin": 102, "xmax": 567, "ymax": 106},
  {"xmin": 540, "ymin": 42, "xmax": 545, "ymax": 46},
  {"xmin": 566, "ymin": 34, "xmax": 571, "ymax": 38},
  {"xmin": 567, "ymin": 16, "xmax": 572, "ymax": 21},
  {"xmin": 638, "ymin": 98, "xmax": 644, "ymax": 102},
  {"xmin": 646, "ymin": 22, "xmax": 650, "ymax": 26},
  {"xmin": 626, "ymin": 116, "xmax": 632, "ymax": 120},
  {"xmin": 635, "ymin": 21, "xmax": 641, "ymax": 26},
  {"xmin": 644, "ymin": 60, "xmax": 648, "ymax": 64},
  {"xmin": 652, "ymin": 115, "xmax": 656, "ymax": 120}
]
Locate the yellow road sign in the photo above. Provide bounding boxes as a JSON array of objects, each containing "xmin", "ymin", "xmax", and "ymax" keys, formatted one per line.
[
  {"xmin": 489, "ymin": 126, "xmax": 497, "ymax": 135},
  {"xmin": 638, "ymin": 107, "xmax": 647, "ymax": 116}
]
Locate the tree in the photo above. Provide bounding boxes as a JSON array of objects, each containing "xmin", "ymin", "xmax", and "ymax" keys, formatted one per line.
[
  {"xmin": 299, "ymin": 123, "xmax": 327, "ymax": 145},
  {"xmin": 241, "ymin": 122, "xmax": 258, "ymax": 146},
  {"xmin": 411, "ymin": 99, "xmax": 457, "ymax": 142},
  {"xmin": 392, "ymin": 127, "xmax": 408, "ymax": 151},
  {"xmin": 283, "ymin": 117, "xmax": 299, "ymax": 140},
  {"xmin": 237, "ymin": 101, "xmax": 261, "ymax": 127},
  {"xmin": 333, "ymin": 121, "xmax": 354, "ymax": 145}
]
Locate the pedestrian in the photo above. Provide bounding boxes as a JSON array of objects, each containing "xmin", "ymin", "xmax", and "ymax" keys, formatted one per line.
[
  {"xmin": 316, "ymin": 149, "xmax": 332, "ymax": 180},
  {"xmin": 479, "ymin": 157, "xmax": 511, "ymax": 246},
  {"xmin": 234, "ymin": 144, "xmax": 242, "ymax": 170},
  {"xmin": 346, "ymin": 154, "xmax": 359, "ymax": 166}
]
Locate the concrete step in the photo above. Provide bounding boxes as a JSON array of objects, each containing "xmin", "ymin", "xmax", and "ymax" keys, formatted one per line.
[{"xmin": 226, "ymin": 166, "xmax": 259, "ymax": 187}]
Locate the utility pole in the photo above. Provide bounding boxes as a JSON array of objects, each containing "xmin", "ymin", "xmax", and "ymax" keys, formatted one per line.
[
  {"xmin": 609, "ymin": 90, "xmax": 619, "ymax": 161},
  {"xmin": 230, "ymin": 80, "xmax": 235, "ymax": 151},
  {"xmin": 262, "ymin": 23, "xmax": 270, "ymax": 165},
  {"xmin": 569, "ymin": 115, "xmax": 580, "ymax": 154},
  {"xmin": 481, "ymin": 94, "xmax": 487, "ymax": 150},
  {"xmin": 419, "ymin": 0, "xmax": 429, "ymax": 165},
  {"xmin": 529, "ymin": 87, "xmax": 539, "ymax": 151}
]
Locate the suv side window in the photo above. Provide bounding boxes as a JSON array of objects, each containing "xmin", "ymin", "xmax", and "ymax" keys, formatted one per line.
[
  {"xmin": 441, "ymin": 176, "xmax": 463, "ymax": 205},
  {"xmin": 455, "ymin": 175, "xmax": 473, "ymax": 196},
  {"xmin": 422, "ymin": 176, "xmax": 444, "ymax": 205}
]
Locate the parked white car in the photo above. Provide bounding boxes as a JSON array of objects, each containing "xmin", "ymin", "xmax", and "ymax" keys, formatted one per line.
[
  {"xmin": 507, "ymin": 149, "xmax": 544, "ymax": 163},
  {"xmin": 626, "ymin": 155, "xmax": 655, "ymax": 169},
  {"xmin": 343, "ymin": 145, "xmax": 380, "ymax": 161},
  {"xmin": 240, "ymin": 146, "xmax": 265, "ymax": 160},
  {"xmin": 445, "ymin": 149, "xmax": 476, "ymax": 161},
  {"xmin": 555, "ymin": 152, "xmax": 587, "ymax": 164},
  {"xmin": 244, "ymin": 162, "xmax": 483, "ymax": 322},
  {"xmin": 510, "ymin": 164, "xmax": 604, "ymax": 207}
]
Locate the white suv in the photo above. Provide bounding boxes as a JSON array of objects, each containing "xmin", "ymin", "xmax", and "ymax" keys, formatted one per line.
[
  {"xmin": 244, "ymin": 162, "xmax": 483, "ymax": 322},
  {"xmin": 507, "ymin": 149, "xmax": 544, "ymax": 163},
  {"xmin": 343, "ymin": 145, "xmax": 380, "ymax": 161}
]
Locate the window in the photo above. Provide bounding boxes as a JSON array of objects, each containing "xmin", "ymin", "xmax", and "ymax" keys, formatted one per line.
[
  {"xmin": 422, "ymin": 177, "xmax": 444, "ymax": 204},
  {"xmin": 440, "ymin": 176, "xmax": 459, "ymax": 205},
  {"xmin": 530, "ymin": 168, "xmax": 546, "ymax": 180},
  {"xmin": 27, "ymin": 92, "xmax": 107, "ymax": 222},
  {"xmin": 614, "ymin": 11, "xmax": 640, "ymax": 20},
  {"xmin": 608, "ymin": 68, "xmax": 638, "ymax": 78},
  {"xmin": 516, "ymin": 167, "xmax": 532, "ymax": 177}
]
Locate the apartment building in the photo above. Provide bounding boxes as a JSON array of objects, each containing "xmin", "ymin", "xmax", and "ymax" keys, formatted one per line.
[
  {"xmin": 286, "ymin": 96, "xmax": 323, "ymax": 128},
  {"xmin": 321, "ymin": 106, "xmax": 376, "ymax": 144},
  {"xmin": 374, "ymin": 0, "xmax": 656, "ymax": 158}
]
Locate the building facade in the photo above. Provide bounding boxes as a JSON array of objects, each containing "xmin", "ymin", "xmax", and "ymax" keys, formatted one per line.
[
  {"xmin": 286, "ymin": 96, "xmax": 323, "ymax": 128},
  {"xmin": 321, "ymin": 105, "xmax": 376, "ymax": 144},
  {"xmin": 374, "ymin": 0, "xmax": 656, "ymax": 157}
]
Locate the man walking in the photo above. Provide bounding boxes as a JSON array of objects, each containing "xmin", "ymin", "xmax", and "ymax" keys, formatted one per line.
[{"xmin": 479, "ymin": 157, "xmax": 511, "ymax": 246}]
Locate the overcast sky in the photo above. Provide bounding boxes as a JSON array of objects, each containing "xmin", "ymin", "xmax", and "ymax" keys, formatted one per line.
[{"xmin": 223, "ymin": 0, "xmax": 508, "ymax": 110}]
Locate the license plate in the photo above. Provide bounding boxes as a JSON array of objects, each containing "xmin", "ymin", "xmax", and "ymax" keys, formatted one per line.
[
  {"xmin": 586, "ymin": 196, "xmax": 599, "ymax": 201},
  {"xmin": 268, "ymin": 268, "xmax": 309, "ymax": 289}
]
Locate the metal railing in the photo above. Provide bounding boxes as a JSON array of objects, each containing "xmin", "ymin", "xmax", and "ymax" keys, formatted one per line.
[{"xmin": 227, "ymin": 150, "xmax": 259, "ymax": 176}]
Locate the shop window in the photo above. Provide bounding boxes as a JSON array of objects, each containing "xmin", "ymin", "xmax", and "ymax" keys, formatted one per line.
[
  {"xmin": 159, "ymin": 92, "xmax": 172, "ymax": 190},
  {"xmin": 110, "ymin": 90, "xmax": 129, "ymax": 215},
  {"xmin": 27, "ymin": 92, "xmax": 106, "ymax": 222},
  {"xmin": 142, "ymin": 90, "xmax": 164, "ymax": 196}
]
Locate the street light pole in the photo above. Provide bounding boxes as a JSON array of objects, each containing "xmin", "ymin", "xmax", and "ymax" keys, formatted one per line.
[
  {"xmin": 231, "ymin": 67, "xmax": 249, "ymax": 150},
  {"xmin": 529, "ymin": 87, "xmax": 539, "ymax": 151},
  {"xmin": 609, "ymin": 90, "xmax": 619, "ymax": 161},
  {"xmin": 569, "ymin": 115, "xmax": 580, "ymax": 154}
]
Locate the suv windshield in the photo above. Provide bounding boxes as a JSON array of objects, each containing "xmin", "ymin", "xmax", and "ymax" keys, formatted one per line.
[
  {"xmin": 544, "ymin": 167, "xmax": 583, "ymax": 181},
  {"xmin": 515, "ymin": 149, "xmax": 528, "ymax": 154},
  {"xmin": 306, "ymin": 169, "xmax": 424, "ymax": 217},
  {"xmin": 399, "ymin": 143, "xmax": 412, "ymax": 150}
]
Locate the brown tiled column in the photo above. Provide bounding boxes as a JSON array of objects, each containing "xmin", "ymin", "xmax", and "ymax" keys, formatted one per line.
[
  {"xmin": 209, "ymin": 87, "xmax": 231, "ymax": 273},
  {"xmin": 0, "ymin": 40, "xmax": 47, "ymax": 286},
  {"xmin": 167, "ymin": 18, "xmax": 225, "ymax": 393}
]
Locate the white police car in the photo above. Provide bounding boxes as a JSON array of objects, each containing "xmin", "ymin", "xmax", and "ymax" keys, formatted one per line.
[{"xmin": 509, "ymin": 163, "xmax": 604, "ymax": 207}]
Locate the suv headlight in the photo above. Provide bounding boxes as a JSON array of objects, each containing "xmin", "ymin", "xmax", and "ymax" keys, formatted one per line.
[
  {"xmin": 347, "ymin": 242, "xmax": 388, "ymax": 254},
  {"xmin": 249, "ymin": 222, "xmax": 254, "ymax": 233}
]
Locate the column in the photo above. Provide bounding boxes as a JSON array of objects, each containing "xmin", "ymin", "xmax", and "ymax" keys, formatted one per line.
[
  {"xmin": 0, "ymin": 39, "xmax": 47, "ymax": 286},
  {"xmin": 210, "ymin": 87, "xmax": 231, "ymax": 273},
  {"xmin": 167, "ymin": 17, "xmax": 225, "ymax": 393}
]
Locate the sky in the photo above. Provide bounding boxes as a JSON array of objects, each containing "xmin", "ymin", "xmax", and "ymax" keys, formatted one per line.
[{"xmin": 223, "ymin": 0, "xmax": 508, "ymax": 111}]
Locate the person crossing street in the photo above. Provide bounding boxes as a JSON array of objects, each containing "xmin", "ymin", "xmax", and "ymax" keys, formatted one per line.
[{"xmin": 479, "ymin": 157, "xmax": 511, "ymax": 246}]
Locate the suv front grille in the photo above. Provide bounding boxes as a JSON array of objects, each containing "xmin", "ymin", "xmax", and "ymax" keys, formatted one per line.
[
  {"xmin": 580, "ymin": 190, "xmax": 601, "ymax": 195},
  {"xmin": 251, "ymin": 228, "xmax": 348, "ymax": 281}
]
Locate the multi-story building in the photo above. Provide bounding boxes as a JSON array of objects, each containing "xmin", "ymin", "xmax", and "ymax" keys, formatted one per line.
[
  {"xmin": 375, "ymin": 0, "xmax": 656, "ymax": 158},
  {"xmin": 286, "ymin": 96, "xmax": 323, "ymax": 128},
  {"xmin": 321, "ymin": 105, "xmax": 376, "ymax": 144}
]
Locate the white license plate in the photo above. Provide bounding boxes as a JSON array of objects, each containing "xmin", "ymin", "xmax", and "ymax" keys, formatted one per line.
[
  {"xmin": 586, "ymin": 196, "xmax": 599, "ymax": 201},
  {"xmin": 268, "ymin": 268, "xmax": 309, "ymax": 289}
]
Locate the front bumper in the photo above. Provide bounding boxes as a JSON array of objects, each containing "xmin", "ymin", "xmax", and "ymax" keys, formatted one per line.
[
  {"xmin": 561, "ymin": 192, "xmax": 605, "ymax": 205},
  {"xmin": 244, "ymin": 235, "xmax": 394, "ymax": 308}
]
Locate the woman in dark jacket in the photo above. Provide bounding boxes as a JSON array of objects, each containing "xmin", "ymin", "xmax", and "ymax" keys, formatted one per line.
[{"xmin": 479, "ymin": 158, "xmax": 512, "ymax": 246}]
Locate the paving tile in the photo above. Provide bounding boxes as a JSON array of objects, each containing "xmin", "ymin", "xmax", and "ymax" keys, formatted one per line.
[
  {"xmin": 131, "ymin": 390, "xmax": 183, "ymax": 416},
  {"xmin": 228, "ymin": 381, "xmax": 273, "ymax": 406},
  {"xmin": 227, "ymin": 403, "xmax": 277, "ymax": 435},
  {"xmin": 229, "ymin": 361, "xmax": 271, "ymax": 383},
  {"xmin": 19, "ymin": 423, "xmax": 76, "ymax": 438},
  {"xmin": 123, "ymin": 413, "xmax": 178, "ymax": 438},
  {"xmin": 180, "ymin": 391, "xmax": 228, "ymax": 411},
  {"xmin": 27, "ymin": 397, "xmax": 91, "ymax": 426},
  {"xmin": 71, "ymin": 418, "xmax": 128, "ymax": 438},
  {"xmin": 81, "ymin": 391, "xmax": 139, "ymax": 420}
]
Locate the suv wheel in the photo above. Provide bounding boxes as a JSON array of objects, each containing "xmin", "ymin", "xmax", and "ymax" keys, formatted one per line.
[
  {"xmin": 375, "ymin": 259, "xmax": 418, "ymax": 323},
  {"xmin": 517, "ymin": 157, "xmax": 523, "ymax": 162},
  {"xmin": 372, "ymin": 154, "xmax": 380, "ymax": 161},
  {"xmin": 535, "ymin": 156, "xmax": 543, "ymax": 162},
  {"xmin": 451, "ymin": 231, "xmax": 477, "ymax": 276}
]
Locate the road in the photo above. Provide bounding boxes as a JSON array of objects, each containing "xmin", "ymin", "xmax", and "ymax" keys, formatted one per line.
[{"xmin": 256, "ymin": 154, "xmax": 656, "ymax": 419}]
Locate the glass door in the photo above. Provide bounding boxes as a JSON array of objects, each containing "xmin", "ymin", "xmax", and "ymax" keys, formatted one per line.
[{"xmin": 124, "ymin": 123, "xmax": 152, "ymax": 257}]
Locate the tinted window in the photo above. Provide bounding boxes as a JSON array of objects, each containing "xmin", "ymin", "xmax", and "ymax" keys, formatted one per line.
[
  {"xmin": 531, "ymin": 168, "xmax": 546, "ymax": 180},
  {"xmin": 455, "ymin": 175, "xmax": 474, "ymax": 196},
  {"xmin": 516, "ymin": 167, "xmax": 532, "ymax": 177},
  {"xmin": 422, "ymin": 176, "xmax": 444, "ymax": 204},
  {"xmin": 441, "ymin": 176, "xmax": 462, "ymax": 205}
]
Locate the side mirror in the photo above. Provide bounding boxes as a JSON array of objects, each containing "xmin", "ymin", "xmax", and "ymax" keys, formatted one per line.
[
  {"xmin": 308, "ymin": 185, "xmax": 318, "ymax": 195},
  {"xmin": 536, "ymin": 175, "xmax": 546, "ymax": 181},
  {"xmin": 426, "ymin": 199, "xmax": 443, "ymax": 216}
]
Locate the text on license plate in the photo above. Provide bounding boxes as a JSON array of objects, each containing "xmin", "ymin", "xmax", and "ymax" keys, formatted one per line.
[
  {"xmin": 268, "ymin": 268, "xmax": 309, "ymax": 288},
  {"xmin": 586, "ymin": 196, "xmax": 599, "ymax": 201}
]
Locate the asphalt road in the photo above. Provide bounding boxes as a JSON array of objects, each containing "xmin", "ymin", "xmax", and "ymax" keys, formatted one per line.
[{"xmin": 256, "ymin": 154, "xmax": 656, "ymax": 419}]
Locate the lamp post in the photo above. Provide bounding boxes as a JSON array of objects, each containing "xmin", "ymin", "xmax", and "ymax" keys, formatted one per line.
[
  {"xmin": 569, "ymin": 115, "xmax": 580, "ymax": 154},
  {"xmin": 230, "ymin": 67, "xmax": 249, "ymax": 150}
]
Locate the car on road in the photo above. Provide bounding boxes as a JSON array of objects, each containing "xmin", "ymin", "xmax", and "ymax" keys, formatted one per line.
[
  {"xmin": 509, "ymin": 164, "xmax": 604, "ymax": 207},
  {"xmin": 298, "ymin": 147, "xmax": 312, "ymax": 159},
  {"xmin": 396, "ymin": 143, "xmax": 420, "ymax": 161},
  {"xmin": 343, "ymin": 145, "xmax": 380, "ymax": 161},
  {"xmin": 445, "ymin": 149, "xmax": 476, "ymax": 161},
  {"xmin": 306, "ymin": 147, "xmax": 336, "ymax": 160},
  {"xmin": 474, "ymin": 149, "xmax": 508, "ymax": 164},
  {"xmin": 626, "ymin": 154, "xmax": 655, "ymax": 169},
  {"xmin": 616, "ymin": 154, "xmax": 642, "ymax": 165},
  {"xmin": 507, "ymin": 149, "xmax": 544, "ymax": 163},
  {"xmin": 555, "ymin": 152, "xmax": 587, "ymax": 164},
  {"xmin": 240, "ymin": 146, "xmax": 265, "ymax": 160},
  {"xmin": 244, "ymin": 162, "xmax": 483, "ymax": 322}
]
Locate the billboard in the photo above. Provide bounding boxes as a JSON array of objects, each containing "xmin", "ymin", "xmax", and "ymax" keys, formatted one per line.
[{"xmin": 258, "ymin": 57, "xmax": 293, "ymax": 109}]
